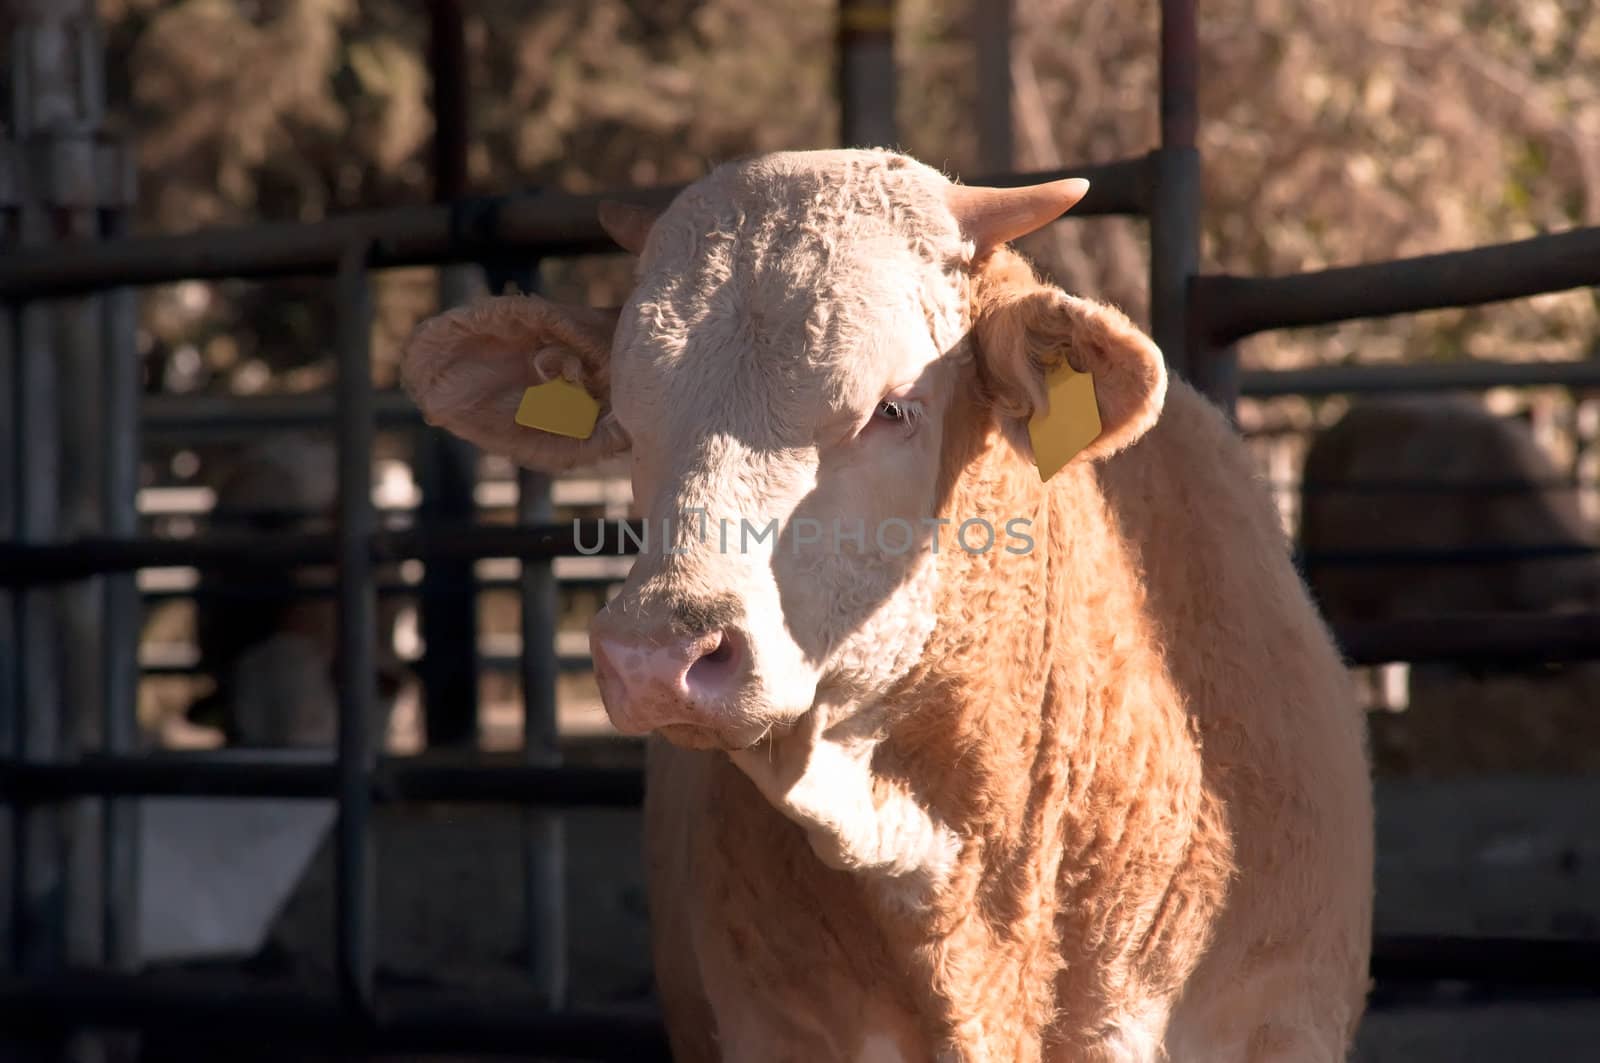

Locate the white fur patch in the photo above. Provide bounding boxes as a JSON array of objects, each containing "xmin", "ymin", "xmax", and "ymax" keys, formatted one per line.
[
  {"xmin": 731, "ymin": 711, "xmax": 960, "ymax": 905},
  {"xmin": 1097, "ymin": 999, "xmax": 1173, "ymax": 1063}
]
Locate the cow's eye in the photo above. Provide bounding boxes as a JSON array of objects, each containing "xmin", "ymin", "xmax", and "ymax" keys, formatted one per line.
[{"xmin": 861, "ymin": 395, "xmax": 921, "ymax": 440}]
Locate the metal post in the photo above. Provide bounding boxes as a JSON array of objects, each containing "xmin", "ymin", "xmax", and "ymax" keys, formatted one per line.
[
  {"xmin": 472, "ymin": 242, "xmax": 567, "ymax": 1007},
  {"xmin": 53, "ymin": 131, "xmax": 113, "ymax": 993},
  {"xmin": 518, "ymin": 463, "xmax": 566, "ymax": 1008},
  {"xmin": 1148, "ymin": 0, "xmax": 1209, "ymax": 401},
  {"xmin": 334, "ymin": 241, "xmax": 378, "ymax": 1015},
  {"xmin": 838, "ymin": 0, "xmax": 897, "ymax": 147},
  {"xmin": 6, "ymin": 0, "xmax": 86, "ymax": 985},
  {"xmin": 0, "ymin": 133, "xmax": 17, "ymax": 984},
  {"xmin": 974, "ymin": 0, "xmax": 1014, "ymax": 173},
  {"xmin": 419, "ymin": 0, "xmax": 481, "ymax": 749},
  {"xmin": 99, "ymin": 169, "xmax": 141, "ymax": 973}
]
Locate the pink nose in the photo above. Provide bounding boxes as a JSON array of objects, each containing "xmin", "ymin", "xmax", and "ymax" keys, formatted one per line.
[{"xmin": 589, "ymin": 626, "xmax": 749, "ymax": 735}]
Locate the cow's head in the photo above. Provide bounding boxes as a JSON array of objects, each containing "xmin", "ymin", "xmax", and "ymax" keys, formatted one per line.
[{"xmin": 402, "ymin": 149, "xmax": 1165, "ymax": 750}]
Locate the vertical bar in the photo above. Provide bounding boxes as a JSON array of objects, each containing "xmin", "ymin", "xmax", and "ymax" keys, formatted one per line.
[
  {"xmin": 13, "ymin": 261, "xmax": 63, "ymax": 981},
  {"xmin": 519, "ymin": 464, "xmax": 566, "ymax": 1008},
  {"xmin": 11, "ymin": 324, "xmax": 66, "ymax": 993},
  {"xmin": 481, "ymin": 247, "xmax": 564, "ymax": 1007},
  {"xmin": 335, "ymin": 240, "xmax": 378, "ymax": 1015},
  {"xmin": 0, "ymin": 137, "xmax": 17, "ymax": 979},
  {"xmin": 1158, "ymin": 0, "xmax": 1198, "ymax": 150},
  {"xmin": 419, "ymin": 0, "xmax": 481, "ymax": 750},
  {"xmin": 428, "ymin": 0, "xmax": 468, "ymax": 203},
  {"xmin": 1149, "ymin": 0, "xmax": 1206, "ymax": 400},
  {"xmin": 8, "ymin": 0, "xmax": 70, "ymax": 981},
  {"xmin": 99, "ymin": 174, "xmax": 140, "ymax": 971},
  {"xmin": 837, "ymin": 0, "xmax": 897, "ymax": 147},
  {"xmin": 56, "ymin": 150, "xmax": 108, "ymax": 974},
  {"xmin": 0, "ymin": 301, "xmax": 16, "ymax": 978},
  {"xmin": 414, "ymin": 427, "xmax": 480, "ymax": 749},
  {"xmin": 973, "ymin": 0, "xmax": 1014, "ymax": 173}
]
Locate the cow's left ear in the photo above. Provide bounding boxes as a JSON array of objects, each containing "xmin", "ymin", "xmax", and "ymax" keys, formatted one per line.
[{"xmin": 970, "ymin": 251, "xmax": 1167, "ymax": 474}]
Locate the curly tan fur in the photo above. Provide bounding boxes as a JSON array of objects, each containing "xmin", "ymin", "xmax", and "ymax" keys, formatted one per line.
[
  {"xmin": 400, "ymin": 149, "xmax": 1374, "ymax": 1062},
  {"xmin": 644, "ymin": 249, "xmax": 1372, "ymax": 1062}
]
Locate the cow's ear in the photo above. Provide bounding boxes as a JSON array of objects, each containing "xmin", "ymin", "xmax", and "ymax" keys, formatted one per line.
[
  {"xmin": 970, "ymin": 251, "xmax": 1166, "ymax": 476},
  {"xmin": 400, "ymin": 294, "xmax": 629, "ymax": 472}
]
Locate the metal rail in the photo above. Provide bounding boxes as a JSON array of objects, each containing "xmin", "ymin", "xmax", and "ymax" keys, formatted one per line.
[
  {"xmin": 8, "ymin": 525, "xmax": 1594, "ymax": 593},
  {"xmin": 0, "ymin": 158, "xmax": 1152, "ymax": 302},
  {"xmin": 0, "ymin": 972, "xmax": 672, "ymax": 1059},
  {"xmin": 140, "ymin": 391, "xmax": 425, "ymax": 439},
  {"xmin": 1333, "ymin": 611, "xmax": 1600, "ymax": 667},
  {"xmin": 139, "ymin": 356, "xmax": 1600, "ymax": 441},
  {"xmin": 1240, "ymin": 356, "xmax": 1600, "ymax": 397},
  {"xmin": 0, "ymin": 522, "xmax": 645, "ymax": 585},
  {"xmin": 127, "ymin": 608, "xmax": 1600, "ymax": 677},
  {"xmin": 1199, "ymin": 226, "xmax": 1600, "ymax": 346},
  {"xmin": 0, "ymin": 755, "xmax": 646, "ymax": 807}
]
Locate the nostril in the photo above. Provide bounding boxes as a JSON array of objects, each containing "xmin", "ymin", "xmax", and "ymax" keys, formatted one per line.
[
  {"xmin": 684, "ymin": 628, "xmax": 744, "ymax": 698},
  {"xmin": 701, "ymin": 632, "xmax": 736, "ymax": 666}
]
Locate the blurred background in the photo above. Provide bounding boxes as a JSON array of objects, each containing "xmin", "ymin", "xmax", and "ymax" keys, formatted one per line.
[
  {"xmin": 95, "ymin": 0, "xmax": 1600, "ymax": 757},
  {"xmin": 3, "ymin": 1, "xmax": 1600, "ymax": 1060}
]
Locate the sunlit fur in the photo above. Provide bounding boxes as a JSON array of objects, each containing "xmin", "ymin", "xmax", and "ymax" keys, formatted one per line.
[{"xmin": 400, "ymin": 148, "xmax": 1374, "ymax": 1061}]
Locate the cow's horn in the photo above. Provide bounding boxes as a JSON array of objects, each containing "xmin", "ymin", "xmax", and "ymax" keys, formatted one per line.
[
  {"xmin": 597, "ymin": 200, "xmax": 661, "ymax": 256},
  {"xmin": 945, "ymin": 178, "xmax": 1090, "ymax": 258}
]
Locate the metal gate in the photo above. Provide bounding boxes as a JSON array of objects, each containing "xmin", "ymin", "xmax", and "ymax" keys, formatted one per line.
[{"xmin": 4, "ymin": 0, "xmax": 1600, "ymax": 1058}]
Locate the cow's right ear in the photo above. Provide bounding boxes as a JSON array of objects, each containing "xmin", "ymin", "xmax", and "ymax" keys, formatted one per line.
[
  {"xmin": 970, "ymin": 250, "xmax": 1167, "ymax": 476},
  {"xmin": 400, "ymin": 294, "xmax": 629, "ymax": 472}
]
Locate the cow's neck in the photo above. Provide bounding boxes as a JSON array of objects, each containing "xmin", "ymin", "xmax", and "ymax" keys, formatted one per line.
[
  {"xmin": 886, "ymin": 413, "xmax": 1202, "ymax": 1055},
  {"xmin": 732, "ymin": 403, "xmax": 1144, "ymax": 900},
  {"xmin": 881, "ymin": 413, "xmax": 1122, "ymax": 858}
]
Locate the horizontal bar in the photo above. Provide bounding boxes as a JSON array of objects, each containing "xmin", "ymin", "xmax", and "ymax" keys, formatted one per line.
[
  {"xmin": 1332, "ymin": 611, "xmax": 1600, "ymax": 667},
  {"xmin": 138, "ymin": 345, "xmax": 1600, "ymax": 438},
  {"xmin": 0, "ymin": 159, "xmax": 1152, "ymax": 300},
  {"xmin": 1294, "ymin": 477, "xmax": 1593, "ymax": 497},
  {"xmin": 135, "ymin": 576, "xmax": 622, "ymax": 606},
  {"xmin": 1370, "ymin": 935, "xmax": 1600, "ymax": 989},
  {"xmin": 142, "ymin": 390, "xmax": 423, "ymax": 438},
  {"xmin": 1199, "ymin": 225, "xmax": 1600, "ymax": 343},
  {"xmin": 1240, "ymin": 355, "xmax": 1600, "ymax": 397},
  {"xmin": 141, "ymin": 609, "xmax": 1600, "ymax": 679},
  {"xmin": 1299, "ymin": 543, "xmax": 1599, "ymax": 567},
  {"xmin": 0, "ymin": 972, "xmax": 671, "ymax": 1059},
  {"xmin": 22, "ymin": 528, "xmax": 1592, "ymax": 589},
  {"xmin": 0, "ymin": 522, "xmax": 646, "ymax": 585},
  {"xmin": 140, "ymin": 653, "xmax": 591, "ymax": 678},
  {"xmin": 0, "ymin": 754, "xmax": 645, "ymax": 806}
]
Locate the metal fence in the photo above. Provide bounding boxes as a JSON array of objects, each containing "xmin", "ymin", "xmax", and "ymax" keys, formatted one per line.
[{"xmin": 4, "ymin": 0, "xmax": 1600, "ymax": 1058}]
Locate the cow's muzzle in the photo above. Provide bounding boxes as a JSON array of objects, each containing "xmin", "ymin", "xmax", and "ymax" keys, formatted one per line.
[{"xmin": 588, "ymin": 607, "xmax": 763, "ymax": 749}]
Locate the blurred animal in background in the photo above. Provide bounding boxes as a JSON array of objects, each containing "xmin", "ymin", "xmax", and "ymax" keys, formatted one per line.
[
  {"xmin": 185, "ymin": 434, "xmax": 410, "ymax": 748},
  {"xmin": 1298, "ymin": 396, "xmax": 1600, "ymax": 775}
]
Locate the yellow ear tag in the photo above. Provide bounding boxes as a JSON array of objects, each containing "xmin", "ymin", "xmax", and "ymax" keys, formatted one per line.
[
  {"xmin": 514, "ymin": 378, "xmax": 600, "ymax": 440},
  {"xmin": 1027, "ymin": 363, "xmax": 1102, "ymax": 481}
]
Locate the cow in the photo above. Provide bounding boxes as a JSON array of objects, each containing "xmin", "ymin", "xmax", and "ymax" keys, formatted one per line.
[
  {"xmin": 187, "ymin": 434, "xmax": 409, "ymax": 748},
  {"xmin": 400, "ymin": 149, "xmax": 1374, "ymax": 1061},
  {"xmin": 1299, "ymin": 396, "xmax": 1600, "ymax": 775},
  {"xmin": 1299, "ymin": 395, "xmax": 1599, "ymax": 627}
]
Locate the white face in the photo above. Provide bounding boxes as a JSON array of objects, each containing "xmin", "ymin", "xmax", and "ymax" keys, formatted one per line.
[
  {"xmin": 588, "ymin": 152, "xmax": 976, "ymax": 750},
  {"xmin": 399, "ymin": 150, "xmax": 1160, "ymax": 754}
]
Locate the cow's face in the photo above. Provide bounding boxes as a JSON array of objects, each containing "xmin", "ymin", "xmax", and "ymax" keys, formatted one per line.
[{"xmin": 402, "ymin": 149, "xmax": 1165, "ymax": 750}]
